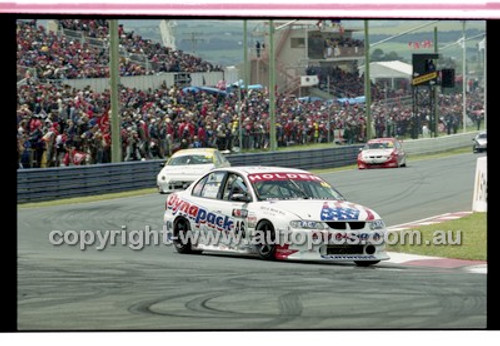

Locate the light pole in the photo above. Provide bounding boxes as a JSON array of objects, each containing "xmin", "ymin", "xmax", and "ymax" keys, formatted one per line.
[
  {"xmin": 239, "ymin": 19, "xmax": 248, "ymax": 150},
  {"xmin": 364, "ymin": 20, "xmax": 372, "ymax": 140},
  {"xmin": 462, "ymin": 20, "xmax": 467, "ymax": 133},
  {"xmin": 434, "ymin": 26, "xmax": 439, "ymax": 138},
  {"xmin": 269, "ymin": 20, "xmax": 277, "ymax": 151},
  {"xmin": 483, "ymin": 34, "xmax": 487, "ymax": 130},
  {"xmin": 109, "ymin": 19, "xmax": 121, "ymax": 163},
  {"xmin": 327, "ymin": 74, "xmax": 331, "ymax": 143}
]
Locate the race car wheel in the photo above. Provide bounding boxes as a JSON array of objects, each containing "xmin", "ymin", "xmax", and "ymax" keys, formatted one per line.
[
  {"xmin": 355, "ymin": 261, "xmax": 380, "ymax": 267},
  {"xmin": 255, "ymin": 220, "xmax": 276, "ymax": 260},
  {"xmin": 173, "ymin": 218, "xmax": 200, "ymax": 254}
]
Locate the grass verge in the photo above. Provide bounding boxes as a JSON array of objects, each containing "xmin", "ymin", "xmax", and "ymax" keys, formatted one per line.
[
  {"xmin": 387, "ymin": 212, "xmax": 487, "ymax": 261},
  {"xmin": 18, "ymin": 188, "xmax": 158, "ymax": 209}
]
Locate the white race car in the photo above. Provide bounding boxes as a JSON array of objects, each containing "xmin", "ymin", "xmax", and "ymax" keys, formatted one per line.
[
  {"xmin": 157, "ymin": 148, "xmax": 231, "ymax": 194},
  {"xmin": 163, "ymin": 166, "xmax": 389, "ymax": 266},
  {"xmin": 472, "ymin": 131, "xmax": 487, "ymax": 153}
]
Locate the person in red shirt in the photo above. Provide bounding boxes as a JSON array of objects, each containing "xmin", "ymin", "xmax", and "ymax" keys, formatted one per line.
[
  {"xmin": 62, "ymin": 146, "xmax": 89, "ymax": 166},
  {"xmin": 197, "ymin": 124, "xmax": 207, "ymax": 147}
]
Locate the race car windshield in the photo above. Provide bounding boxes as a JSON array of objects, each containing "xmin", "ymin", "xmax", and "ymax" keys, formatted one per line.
[
  {"xmin": 365, "ymin": 142, "xmax": 393, "ymax": 149},
  {"xmin": 248, "ymin": 172, "xmax": 344, "ymax": 201},
  {"xmin": 167, "ymin": 155, "xmax": 214, "ymax": 165}
]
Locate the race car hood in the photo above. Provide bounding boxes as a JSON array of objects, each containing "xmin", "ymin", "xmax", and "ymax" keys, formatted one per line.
[
  {"xmin": 258, "ymin": 199, "xmax": 381, "ymax": 221},
  {"xmin": 160, "ymin": 164, "xmax": 214, "ymax": 176},
  {"xmin": 361, "ymin": 149, "xmax": 394, "ymax": 156},
  {"xmin": 475, "ymin": 138, "xmax": 487, "ymax": 146}
]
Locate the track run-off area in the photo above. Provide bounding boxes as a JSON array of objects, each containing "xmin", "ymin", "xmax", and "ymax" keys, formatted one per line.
[{"xmin": 17, "ymin": 152, "xmax": 486, "ymax": 330}]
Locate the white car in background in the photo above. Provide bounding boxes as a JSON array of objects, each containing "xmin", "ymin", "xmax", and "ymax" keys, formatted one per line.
[
  {"xmin": 163, "ymin": 166, "xmax": 389, "ymax": 266},
  {"xmin": 472, "ymin": 131, "xmax": 487, "ymax": 153},
  {"xmin": 157, "ymin": 148, "xmax": 231, "ymax": 194}
]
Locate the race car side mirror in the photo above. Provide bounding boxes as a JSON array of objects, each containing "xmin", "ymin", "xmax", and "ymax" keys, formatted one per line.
[{"xmin": 231, "ymin": 193, "xmax": 251, "ymax": 203}]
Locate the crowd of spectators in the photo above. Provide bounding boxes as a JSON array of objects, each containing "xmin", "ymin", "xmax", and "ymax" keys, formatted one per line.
[
  {"xmin": 59, "ymin": 19, "xmax": 223, "ymax": 73},
  {"xmin": 16, "ymin": 19, "xmax": 484, "ymax": 169},
  {"xmin": 17, "ymin": 79, "xmax": 484, "ymax": 168},
  {"xmin": 17, "ymin": 20, "xmax": 112, "ymax": 80},
  {"xmin": 17, "ymin": 20, "xmax": 222, "ymax": 82},
  {"xmin": 323, "ymin": 36, "xmax": 364, "ymax": 58},
  {"xmin": 307, "ymin": 65, "xmax": 405, "ymax": 100}
]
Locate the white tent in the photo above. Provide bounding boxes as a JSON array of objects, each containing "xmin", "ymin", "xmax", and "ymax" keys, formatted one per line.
[{"xmin": 358, "ymin": 60, "xmax": 412, "ymax": 88}]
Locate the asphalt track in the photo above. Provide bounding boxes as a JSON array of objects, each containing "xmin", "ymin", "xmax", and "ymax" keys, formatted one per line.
[{"xmin": 17, "ymin": 152, "xmax": 487, "ymax": 330}]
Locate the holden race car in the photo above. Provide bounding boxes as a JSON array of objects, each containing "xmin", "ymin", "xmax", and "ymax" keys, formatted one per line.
[
  {"xmin": 357, "ymin": 137, "xmax": 407, "ymax": 169},
  {"xmin": 157, "ymin": 148, "xmax": 231, "ymax": 194},
  {"xmin": 163, "ymin": 166, "xmax": 389, "ymax": 266}
]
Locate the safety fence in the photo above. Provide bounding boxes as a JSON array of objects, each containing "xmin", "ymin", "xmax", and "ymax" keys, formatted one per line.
[
  {"xmin": 401, "ymin": 131, "xmax": 478, "ymax": 155},
  {"xmin": 17, "ymin": 132, "xmax": 478, "ymax": 203}
]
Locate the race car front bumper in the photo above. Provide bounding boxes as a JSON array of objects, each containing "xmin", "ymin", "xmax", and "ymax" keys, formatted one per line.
[
  {"xmin": 157, "ymin": 173, "xmax": 199, "ymax": 193},
  {"xmin": 271, "ymin": 227, "xmax": 390, "ymax": 263},
  {"xmin": 358, "ymin": 156, "xmax": 398, "ymax": 169}
]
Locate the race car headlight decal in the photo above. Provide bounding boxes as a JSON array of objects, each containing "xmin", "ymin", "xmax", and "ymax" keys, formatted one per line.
[
  {"xmin": 289, "ymin": 220, "xmax": 327, "ymax": 229},
  {"xmin": 370, "ymin": 219, "xmax": 385, "ymax": 230}
]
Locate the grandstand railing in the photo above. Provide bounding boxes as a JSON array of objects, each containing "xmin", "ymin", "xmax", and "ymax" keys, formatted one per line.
[
  {"xmin": 17, "ymin": 66, "xmax": 38, "ymax": 82},
  {"xmin": 17, "ymin": 131, "xmax": 479, "ymax": 203},
  {"xmin": 57, "ymin": 71, "xmax": 225, "ymax": 93},
  {"xmin": 336, "ymin": 46, "xmax": 364, "ymax": 58},
  {"xmin": 61, "ymin": 28, "xmax": 85, "ymax": 41}
]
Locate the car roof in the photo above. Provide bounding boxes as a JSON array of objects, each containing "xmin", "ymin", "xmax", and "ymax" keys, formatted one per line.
[
  {"xmin": 212, "ymin": 166, "xmax": 311, "ymax": 175},
  {"xmin": 171, "ymin": 148, "xmax": 217, "ymax": 157}
]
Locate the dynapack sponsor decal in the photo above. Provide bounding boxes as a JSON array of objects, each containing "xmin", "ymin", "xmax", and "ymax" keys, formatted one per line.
[
  {"xmin": 167, "ymin": 194, "xmax": 234, "ymax": 231},
  {"xmin": 248, "ymin": 172, "xmax": 323, "ymax": 182}
]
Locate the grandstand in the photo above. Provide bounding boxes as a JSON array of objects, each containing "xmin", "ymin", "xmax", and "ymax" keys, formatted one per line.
[{"xmin": 17, "ymin": 20, "xmax": 222, "ymax": 83}]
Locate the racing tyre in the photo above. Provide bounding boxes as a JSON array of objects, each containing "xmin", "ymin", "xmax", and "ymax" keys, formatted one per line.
[
  {"xmin": 355, "ymin": 261, "xmax": 380, "ymax": 267},
  {"xmin": 255, "ymin": 221, "xmax": 277, "ymax": 260},
  {"xmin": 173, "ymin": 218, "xmax": 201, "ymax": 254}
]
